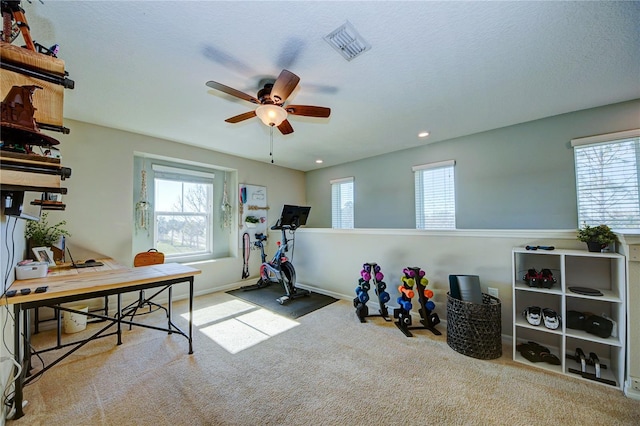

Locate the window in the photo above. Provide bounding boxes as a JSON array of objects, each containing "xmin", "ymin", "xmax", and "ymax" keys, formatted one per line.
[
  {"xmin": 152, "ymin": 164, "xmax": 215, "ymax": 261},
  {"xmin": 572, "ymin": 129, "xmax": 640, "ymax": 230},
  {"xmin": 331, "ymin": 177, "xmax": 354, "ymax": 229},
  {"xmin": 413, "ymin": 160, "xmax": 456, "ymax": 229}
]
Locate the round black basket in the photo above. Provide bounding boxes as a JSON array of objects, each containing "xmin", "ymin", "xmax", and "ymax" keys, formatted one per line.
[{"xmin": 446, "ymin": 292, "xmax": 502, "ymax": 360}]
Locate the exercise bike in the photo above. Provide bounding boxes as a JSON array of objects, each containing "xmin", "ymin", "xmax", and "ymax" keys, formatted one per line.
[{"xmin": 240, "ymin": 205, "xmax": 311, "ymax": 304}]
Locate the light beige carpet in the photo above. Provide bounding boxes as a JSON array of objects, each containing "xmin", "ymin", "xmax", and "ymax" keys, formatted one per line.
[{"xmin": 8, "ymin": 291, "xmax": 640, "ymax": 425}]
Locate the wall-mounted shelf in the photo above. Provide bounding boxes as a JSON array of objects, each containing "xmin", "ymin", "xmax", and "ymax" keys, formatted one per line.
[{"xmin": 0, "ymin": 151, "xmax": 70, "ymax": 194}]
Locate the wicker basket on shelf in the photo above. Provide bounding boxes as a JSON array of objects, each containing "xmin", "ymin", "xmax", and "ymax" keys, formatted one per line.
[{"xmin": 446, "ymin": 292, "xmax": 502, "ymax": 360}]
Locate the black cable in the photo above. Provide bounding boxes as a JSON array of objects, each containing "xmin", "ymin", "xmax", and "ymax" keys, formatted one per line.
[
  {"xmin": 3, "ymin": 216, "xmax": 15, "ymax": 290},
  {"xmin": 2, "ymin": 217, "xmax": 18, "ymax": 356}
]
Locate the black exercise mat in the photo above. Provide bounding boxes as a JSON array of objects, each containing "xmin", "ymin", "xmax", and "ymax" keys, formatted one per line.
[{"xmin": 227, "ymin": 284, "xmax": 338, "ymax": 319}]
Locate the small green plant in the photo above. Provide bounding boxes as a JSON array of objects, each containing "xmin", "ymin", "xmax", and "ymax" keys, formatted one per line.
[
  {"xmin": 25, "ymin": 212, "xmax": 71, "ymax": 246},
  {"xmin": 577, "ymin": 224, "xmax": 617, "ymax": 245},
  {"xmin": 245, "ymin": 215, "xmax": 260, "ymax": 224}
]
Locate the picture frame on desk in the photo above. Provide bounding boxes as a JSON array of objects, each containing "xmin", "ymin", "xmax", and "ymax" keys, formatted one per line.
[{"xmin": 32, "ymin": 247, "xmax": 56, "ymax": 266}]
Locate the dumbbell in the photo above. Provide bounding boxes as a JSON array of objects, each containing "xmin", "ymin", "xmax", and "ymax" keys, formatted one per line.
[
  {"xmin": 355, "ymin": 287, "xmax": 369, "ymax": 304},
  {"xmin": 426, "ymin": 300, "xmax": 436, "ymax": 311},
  {"xmin": 424, "ymin": 289, "xmax": 434, "ymax": 299},
  {"xmin": 398, "ymin": 286, "xmax": 415, "ymax": 299},
  {"xmin": 378, "ymin": 291, "xmax": 390, "ymax": 304},
  {"xmin": 396, "ymin": 298, "xmax": 412, "ymax": 311}
]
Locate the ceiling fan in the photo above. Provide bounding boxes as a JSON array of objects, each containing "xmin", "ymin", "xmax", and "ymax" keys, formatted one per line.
[{"xmin": 205, "ymin": 69, "xmax": 330, "ymax": 135}]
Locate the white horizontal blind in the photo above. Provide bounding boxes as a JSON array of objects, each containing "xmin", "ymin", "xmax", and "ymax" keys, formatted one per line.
[
  {"xmin": 331, "ymin": 177, "xmax": 354, "ymax": 229},
  {"xmin": 413, "ymin": 161, "xmax": 456, "ymax": 229},
  {"xmin": 152, "ymin": 164, "xmax": 215, "ymax": 183},
  {"xmin": 573, "ymin": 133, "xmax": 640, "ymax": 229}
]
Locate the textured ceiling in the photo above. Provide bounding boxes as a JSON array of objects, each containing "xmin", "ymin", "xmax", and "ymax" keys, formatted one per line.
[{"xmin": 20, "ymin": 1, "xmax": 640, "ymax": 171}]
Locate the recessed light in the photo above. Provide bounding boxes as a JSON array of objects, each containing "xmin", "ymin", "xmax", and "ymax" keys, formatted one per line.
[
  {"xmin": 418, "ymin": 131, "xmax": 430, "ymax": 138},
  {"xmin": 315, "ymin": 159, "xmax": 323, "ymax": 164}
]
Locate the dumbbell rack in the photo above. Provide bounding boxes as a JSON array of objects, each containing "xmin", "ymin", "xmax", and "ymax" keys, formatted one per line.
[
  {"xmin": 353, "ymin": 262, "xmax": 391, "ymax": 323},
  {"xmin": 393, "ymin": 266, "xmax": 441, "ymax": 337}
]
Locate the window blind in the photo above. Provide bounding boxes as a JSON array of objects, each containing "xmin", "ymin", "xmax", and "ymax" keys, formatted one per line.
[
  {"xmin": 573, "ymin": 132, "xmax": 640, "ymax": 230},
  {"xmin": 331, "ymin": 177, "xmax": 354, "ymax": 229},
  {"xmin": 413, "ymin": 160, "xmax": 456, "ymax": 229},
  {"xmin": 152, "ymin": 164, "xmax": 215, "ymax": 183}
]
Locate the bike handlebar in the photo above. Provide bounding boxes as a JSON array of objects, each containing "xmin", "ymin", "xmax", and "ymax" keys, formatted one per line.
[{"xmin": 270, "ymin": 224, "xmax": 296, "ymax": 231}]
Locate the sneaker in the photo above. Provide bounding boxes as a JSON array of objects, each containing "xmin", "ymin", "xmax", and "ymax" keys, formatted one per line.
[
  {"xmin": 523, "ymin": 306, "xmax": 541, "ymax": 326},
  {"xmin": 542, "ymin": 308, "xmax": 561, "ymax": 330}
]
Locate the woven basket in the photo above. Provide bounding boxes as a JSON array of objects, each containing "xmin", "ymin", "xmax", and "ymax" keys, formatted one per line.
[{"xmin": 446, "ymin": 292, "xmax": 502, "ymax": 360}]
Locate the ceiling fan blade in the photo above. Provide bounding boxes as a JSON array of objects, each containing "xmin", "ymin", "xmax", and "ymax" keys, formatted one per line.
[
  {"xmin": 225, "ymin": 110, "xmax": 257, "ymax": 123},
  {"xmin": 285, "ymin": 105, "xmax": 331, "ymax": 118},
  {"xmin": 277, "ymin": 119, "xmax": 294, "ymax": 135},
  {"xmin": 206, "ymin": 81, "xmax": 259, "ymax": 104},
  {"xmin": 270, "ymin": 70, "xmax": 300, "ymax": 104}
]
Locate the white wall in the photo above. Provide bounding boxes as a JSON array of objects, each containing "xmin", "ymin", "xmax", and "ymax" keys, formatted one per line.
[
  {"xmin": 617, "ymin": 236, "xmax": 640, "ymax": 398},
  {"xmin": 52, "ymin": 119, "xmax": 306, "ymax": 296},
  {"xmin": 293, "ymin": 228, "xmax": 585, "ymax": 335}
]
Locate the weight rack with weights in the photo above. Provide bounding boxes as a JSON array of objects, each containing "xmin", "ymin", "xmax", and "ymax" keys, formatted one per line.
[
  {"xmin": 353, "ymin": 262, "xmax": 391, "ymax": 323},
  {"xmin": 393, "ymin": 266, "xmax": 441, "ymax": 337}
]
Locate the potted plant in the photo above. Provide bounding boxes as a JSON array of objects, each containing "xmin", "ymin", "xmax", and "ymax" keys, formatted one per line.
[
  {"xmin": 577, "ymin": 224, "xmax": 617, "ymax": 252},
  {"xmin": 25, "ymin": 212, "xmax": 71, "ymax": 261},
  {"xmin": 245, "ymin": 215, "xmax": 260, "ymax": 228}
]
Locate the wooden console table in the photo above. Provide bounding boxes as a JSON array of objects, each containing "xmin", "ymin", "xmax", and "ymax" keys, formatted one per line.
[{"xmin": 1, "ymin": 262, "xmax": 201, "ymax": 420}]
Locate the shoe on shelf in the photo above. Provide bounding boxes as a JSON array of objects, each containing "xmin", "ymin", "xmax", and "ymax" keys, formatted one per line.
[
  {"xmin": 522, "ymin": 306, "xmax": 542, "ymax": 326},
  {"xmin": 542, "ymin": 308, "xmax": 561, "ymax": 330},
  {"xmin": 539, "ymin": 268, "xmax": 557, "ymax": 288},
  {"xmin": 516, "ymin": 341, "xmax": 560, "ymax": 365},
  {"xmin": 523, "ymin": 269, "xmax": 540, "ymax": 287}
]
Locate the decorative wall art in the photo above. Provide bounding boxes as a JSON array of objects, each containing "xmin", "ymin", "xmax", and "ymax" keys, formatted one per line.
[{"xmin": 238, "ymin": 184, "xmax": 268, "ymax": 246}]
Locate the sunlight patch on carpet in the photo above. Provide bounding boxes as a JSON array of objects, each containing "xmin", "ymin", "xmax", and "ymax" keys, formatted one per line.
[
  {"xmin": 200, "ymin": 319, "xmax": 270, "ymax": 354},
  {"xmin": 186, "ymin": 299, "xmax": 300, "ymax": 354},
  {"xmin": 236, "ymin": 309, "xmax": 299, "ymax": 336},
  {"xmin": 199, "ymin": 309, "xmax": 299, "ymax": 354},
  {"xmin": 181, "ymin": 299, "xmax": 256, "ymax": 326}
]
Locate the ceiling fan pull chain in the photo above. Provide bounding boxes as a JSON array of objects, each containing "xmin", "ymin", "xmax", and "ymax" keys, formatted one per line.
[{"xmin": 270, "ymin": 125, "xmax": 274, "ymax": 164}]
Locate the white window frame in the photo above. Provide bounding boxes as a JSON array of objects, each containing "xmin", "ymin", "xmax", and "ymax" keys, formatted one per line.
[
  {"xmin": 152, "ymin": 163, "xmax": 215, "ymax": 262},
  {"xmin": 571, "ymin": 129, "xmax": 640, "ymax": 230},
  {"xmin": 331, "ymin": 177, "xmax": 354, "ymax": 229},
  {"xmin": 413, "ymin": 160, "xmax": 456, "ymax": 230}
]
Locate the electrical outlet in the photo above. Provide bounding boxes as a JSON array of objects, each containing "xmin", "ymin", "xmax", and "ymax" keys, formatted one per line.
[
  {"xmin": 631, "ymin": 378, "xmax": 640, "ymax": 392},
  {"xmin": 488, "ymin": 287, "xmax": 499, "ymax": 299}
]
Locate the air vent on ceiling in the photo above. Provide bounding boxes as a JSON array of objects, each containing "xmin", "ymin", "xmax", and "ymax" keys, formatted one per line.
[{"xmin": 324, "ymin": 21, "xmax": 371, "ymax": 61}]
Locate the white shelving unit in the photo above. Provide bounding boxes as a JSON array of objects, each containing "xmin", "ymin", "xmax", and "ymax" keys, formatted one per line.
[{"xmin": 512, "ymin": 248, "xmax": 626, "ymax": 389}]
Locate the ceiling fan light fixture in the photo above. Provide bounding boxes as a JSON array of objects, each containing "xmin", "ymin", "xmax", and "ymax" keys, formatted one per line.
[{"xmin": 255, "ymin": 104, "xmax": 288, "ymax": 127}]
